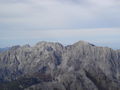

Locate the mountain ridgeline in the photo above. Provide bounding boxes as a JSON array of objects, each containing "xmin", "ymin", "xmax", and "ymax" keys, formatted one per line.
[{"xmin": 0, "ymin": 41, "xmax": 120, "ymax": 90}]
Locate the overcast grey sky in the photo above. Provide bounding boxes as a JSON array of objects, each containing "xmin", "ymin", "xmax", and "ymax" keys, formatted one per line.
[{"xmin": 0, "ymin": 0, "xmax": 120, "ymax": 49}]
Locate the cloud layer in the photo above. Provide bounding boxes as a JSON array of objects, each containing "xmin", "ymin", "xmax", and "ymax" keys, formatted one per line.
[
  {"xmin": 0, "ymin": 0, "xmax": 120, "ymax": 49},
  {"xmin": 0, "ymin": 0, "xmax": 120, "ymax": 30}
]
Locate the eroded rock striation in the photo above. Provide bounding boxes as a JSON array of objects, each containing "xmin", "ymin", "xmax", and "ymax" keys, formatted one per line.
[{"xmin": 0, "ymin": 41, "xmax": 120, "ymax": 90}]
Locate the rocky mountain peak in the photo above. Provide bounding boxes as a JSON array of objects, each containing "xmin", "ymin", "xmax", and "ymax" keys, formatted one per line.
[
  {"xmin": 73, "ymin": 40, "xmax": 95, "ymax": 47},
  {"xmin": 35, "ymin": 41, "xmax": 64, "ymax": 51},
  {"xmin": 36, "ymin": 41, "xmax": 57, "ymax": 46}
]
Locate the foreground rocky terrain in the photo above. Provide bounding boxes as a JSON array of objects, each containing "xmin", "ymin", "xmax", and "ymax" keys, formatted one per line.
[{"xmin": 0, "ymin": 41, "xmax": 120, "ymax": 90}]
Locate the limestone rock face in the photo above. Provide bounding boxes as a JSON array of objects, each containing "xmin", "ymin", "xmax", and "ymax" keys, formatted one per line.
[{"xmin": 0, "ymin": 41, "xmax": 120, "ymax": 90}]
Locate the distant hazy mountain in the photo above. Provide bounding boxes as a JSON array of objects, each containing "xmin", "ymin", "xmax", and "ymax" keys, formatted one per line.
[
  {"xmin": 0, "ymin": 47, "xmax": 10, "ymax": 53},
  {"xmin": 0, "ymin": 41, "xmax": 120, "ymax": 90}
]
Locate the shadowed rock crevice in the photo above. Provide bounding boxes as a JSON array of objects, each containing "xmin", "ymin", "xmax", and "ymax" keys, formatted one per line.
[{"xmin": 84, "ymin": 69, "xmax": 106, "ymax": 90}]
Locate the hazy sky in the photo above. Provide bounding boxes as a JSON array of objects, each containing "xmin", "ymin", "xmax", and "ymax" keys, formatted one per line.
[{"xmin": 0, "ymin": 0, "xmax": 120, "ymax": 49}]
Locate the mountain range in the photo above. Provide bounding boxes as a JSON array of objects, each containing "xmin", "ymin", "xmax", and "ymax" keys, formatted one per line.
[
  {"xmin": 0, "ymin": 47, "xmax": 10, "ymax": 53},
  {"xmin": 0, "ymin": 41, "xmax": 120, "ymax": 90}
]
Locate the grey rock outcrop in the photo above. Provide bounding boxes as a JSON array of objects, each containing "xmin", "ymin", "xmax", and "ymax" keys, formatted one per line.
[{"xmin": 0, "ymin": 41, "xmax": 120, "ymax": 90}]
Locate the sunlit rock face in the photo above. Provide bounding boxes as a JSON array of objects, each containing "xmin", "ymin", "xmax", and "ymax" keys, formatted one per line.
[{"xmin": 0, "ymin": 41, "xmax": 120, "ymax": 90}]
